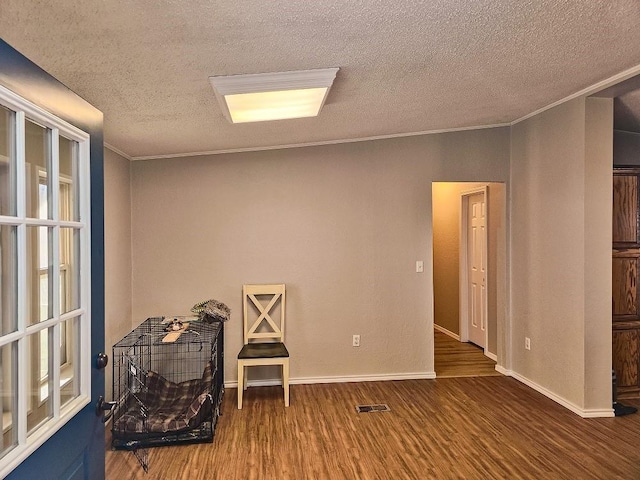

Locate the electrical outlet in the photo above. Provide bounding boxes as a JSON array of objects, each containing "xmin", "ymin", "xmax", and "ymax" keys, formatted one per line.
[
  {"xmin": 352, "ymin": 334, "xmax": 360, "ymax": 347},
  {"xmin": 525, "ymin": 337, "xmax": 531, "ymax": 350}
]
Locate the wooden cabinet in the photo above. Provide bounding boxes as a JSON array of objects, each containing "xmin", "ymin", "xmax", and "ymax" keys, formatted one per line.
[{"xmin": 613, "ymin": 168, "xmax": 640, "ymax": 398}]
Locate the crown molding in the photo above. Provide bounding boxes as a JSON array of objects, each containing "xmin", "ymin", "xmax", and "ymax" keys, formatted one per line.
[
  {"xmin": 130, "ymin": 122, "xmax": 510, "ymax": 161},
  {"xmin": 614, "ymin": 129, "xmax": 640, "ymax": 136},
  {"xmin": 511, "ymin": 62, "xmax": 640, "ymax": 126},
  {"xmin": 104, "ymin": 142, "xmax": 133, "ymax": 161}
]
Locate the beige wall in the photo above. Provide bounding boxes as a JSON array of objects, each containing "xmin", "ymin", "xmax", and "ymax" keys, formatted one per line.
[
  {"xmin": 130, "ymin": 129, "xmax": 511, "ymax": 384},
  {"xmin": 432, "ymin": 183, "xmax": 467, "ymax": 335},
  {"xmin": 104, "ymin": 148, "xmax": 133, "ymax": 399},
  {"xmin": 584, "ymin": 97, "xmax": 613, "ymax": 410},
  {"xmin": 510, "ymin": 96, "xmax": 613, "ymax": 412},
  {"xmin": 432, "ymin": 182, "xmax": 505, "ymax": 357},
  {"xmin": 491, "ymin": 183, "xmax": 508, "ymax": 362}
]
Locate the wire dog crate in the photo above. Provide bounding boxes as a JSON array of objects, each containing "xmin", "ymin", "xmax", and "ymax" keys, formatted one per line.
[{"xmin": 111, "ymin": 316, "xmax": 224, "ymax": 468}]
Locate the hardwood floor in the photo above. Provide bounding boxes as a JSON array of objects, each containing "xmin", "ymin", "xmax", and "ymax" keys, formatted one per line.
[
  {"xmin": 106, "ymin": 377, "xmax": 640, "ymax": 479},
  {"xmin": 434, "ymin": 330, "xmax": 501, "ymax": 378}
]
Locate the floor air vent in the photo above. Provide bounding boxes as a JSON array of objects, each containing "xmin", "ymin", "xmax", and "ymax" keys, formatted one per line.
[{"xmin": 356, "ymin": 404, "xmax": 391, "ymax": 413}]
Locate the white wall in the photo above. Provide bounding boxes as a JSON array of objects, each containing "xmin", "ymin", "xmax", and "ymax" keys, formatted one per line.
[{"xmin": 130, "ymin": 129, "xmax": 511, "ymax": 384}]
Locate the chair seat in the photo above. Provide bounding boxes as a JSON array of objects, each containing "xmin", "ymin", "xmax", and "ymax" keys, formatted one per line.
[{"xmin": 238, "ymin": 342, "xmax": 289, "ymax": 360}]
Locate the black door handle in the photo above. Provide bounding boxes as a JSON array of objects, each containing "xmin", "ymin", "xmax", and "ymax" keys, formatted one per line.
[
  {"xmin": 96, "ymin": 396, "xmax": 116, "ymax": 423},
  {"xmin": 96, "ymin": 353, "xmax": 109, "ymax": 369}
]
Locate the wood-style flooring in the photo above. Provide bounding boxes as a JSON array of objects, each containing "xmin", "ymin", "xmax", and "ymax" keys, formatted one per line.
[
  {"xmin": 105, "ymin": 377, "xmax": 640, "ymax": 479},
  {"xmin": 434, "ymin": 330, "xmax": 501, "ymax": 378}
]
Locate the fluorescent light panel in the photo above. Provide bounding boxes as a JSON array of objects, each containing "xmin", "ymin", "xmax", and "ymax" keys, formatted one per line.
[
  {"xmin": 224, "ymin": 88, "xmax": 328, "ymax": 123},
  {"xmin": 209, "ymin": 68, "xmax": 339, "ymax": 124}
]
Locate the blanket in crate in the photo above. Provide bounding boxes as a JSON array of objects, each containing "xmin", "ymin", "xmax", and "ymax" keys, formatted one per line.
[{"xmin": 114, "ymin": 361, "xmax": 213, "ymax": 434}]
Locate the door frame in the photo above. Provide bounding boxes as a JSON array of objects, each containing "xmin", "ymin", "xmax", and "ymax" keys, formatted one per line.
[
  {"xmin": 0, "ymin": 39, "xmax": 105, "ymax": 480},
  {"xmin": 459, "ymin": 186, "xmax": 491, "ymax": 357}
]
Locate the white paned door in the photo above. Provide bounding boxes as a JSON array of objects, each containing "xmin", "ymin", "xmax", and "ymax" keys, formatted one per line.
[{"xmin": 468, "ymin": 192, "xmax": 486, "ymax": 348}]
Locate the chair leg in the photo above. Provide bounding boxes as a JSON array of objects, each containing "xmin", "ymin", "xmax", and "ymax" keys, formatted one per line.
[
  {"xmin": 237, "ymin": 361, "xmax": 244, "ymax": 410},
  {"xmin": 283, "ymin": 359, "xmax": 290, "ymax": 407}
]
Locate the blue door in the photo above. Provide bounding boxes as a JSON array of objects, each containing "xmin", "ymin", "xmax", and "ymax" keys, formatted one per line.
[{"xmin": 0, "ymin": 39, "xmax": 105, "ymax": 479}]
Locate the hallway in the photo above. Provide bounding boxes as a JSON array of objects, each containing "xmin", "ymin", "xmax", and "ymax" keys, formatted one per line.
[{"xmin": 434, "ymin": 330, "xmax": 501, "ymax": 378}]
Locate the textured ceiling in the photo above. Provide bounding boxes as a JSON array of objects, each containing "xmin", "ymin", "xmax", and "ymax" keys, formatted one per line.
[{"xmin": 1, "ymin": 1, "xmax": 640, "ymax": 159}]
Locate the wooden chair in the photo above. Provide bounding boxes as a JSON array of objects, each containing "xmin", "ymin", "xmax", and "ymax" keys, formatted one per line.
[{"xmin": 237, "ymin": 284, "xmax": 290, "ymax": 409}]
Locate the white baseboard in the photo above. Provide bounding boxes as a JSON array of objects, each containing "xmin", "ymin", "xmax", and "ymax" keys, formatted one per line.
[
  {"xmin": 225, "ymin": 367, "xmax": 614, "ymax": 418},
  {"xmin": 485, "ymin": 351, "xmax": 497, "ymax": 362},
  {"xmin": 225, "ymin": 371, "xmax": 436, "ymax": 389},
  {"xmin": 434, "ymin": 324, "xmax": 460, "ymax": 340},
  {"xmin": 504, "ymin": 370, "xmax": 614, "ymax": 418}
]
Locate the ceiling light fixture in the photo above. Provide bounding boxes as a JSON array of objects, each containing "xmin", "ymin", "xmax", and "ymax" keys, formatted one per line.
[{"xmin": 209, "ymin": 68, "xmax": 339, "ymax": 124}]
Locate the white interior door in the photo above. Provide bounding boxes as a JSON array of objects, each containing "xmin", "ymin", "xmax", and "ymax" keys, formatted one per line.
[{"xmin": 467, "ymin": 192, "xmax": 487, "ymax": 348}]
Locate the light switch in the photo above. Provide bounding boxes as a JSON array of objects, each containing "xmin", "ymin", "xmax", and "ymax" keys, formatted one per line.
[{"xmin": 416, "ymin": 260, "xmax": 424, "ymax": 273}]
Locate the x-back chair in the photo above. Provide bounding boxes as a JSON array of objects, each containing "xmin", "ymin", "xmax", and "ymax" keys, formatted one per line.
[{"xmin": 237, "ymin": 284, "xmax": 290, "ymax": 409}]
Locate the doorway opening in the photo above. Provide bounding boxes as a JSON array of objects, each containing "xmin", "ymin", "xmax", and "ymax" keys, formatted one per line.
[{"xmin": 432, "ymin": 181, "xmax": 507, "ymax": 378}]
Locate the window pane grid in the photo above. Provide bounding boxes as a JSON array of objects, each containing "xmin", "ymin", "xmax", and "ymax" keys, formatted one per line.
[
  {"xmin": 0, "ymin": 311, "xmax": 86, "ymax": 349},
  {"xmin": 24, "ymin": 120, "xmax": 50, "ymax": 221},
  {"xmin": 59, "ymin": 136, "xmax": 79, "ymax": 222},
  {"xmin": 0, "ymin": 225, "xmax": 18, "ymax": 335},
  {"xmin": 0, "ymin": 218, "xmax": 82, "ymax": 228},
  {"xmin": 0, "ymin": 105, "xmax": 16, "ymax": 218},
  {"xmin": 0, "ymin": 86, "xmax": 91, "ymax": 472},
  {"xmin": 51, "ymin": 324, "xmax": 62, "ymax": 417},
  {"xmin": 27, "ymin": 329, "xmax": 52, "ymax": 435},
  {"xmin": 58, "ymin": 318, "xmax": 79, "ymax": 410},
  {"xmin": 0, "ymin": 217, "xmax": 20, "ymax": 226},
  {"xmin": 0, "ymin": 342, "xmax": 18, "ymax": 460},
  {"xmin": 26, "ymin": 226, "xmax": 51, "ymax": 326}
]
